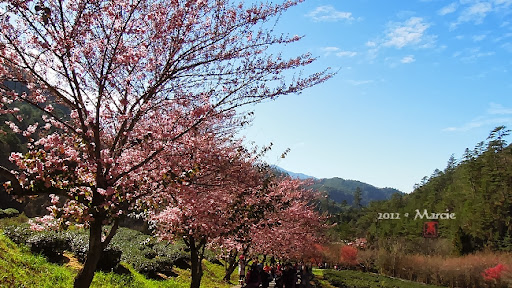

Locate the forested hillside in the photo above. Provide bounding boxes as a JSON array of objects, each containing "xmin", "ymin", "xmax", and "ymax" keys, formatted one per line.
[
  {"xmin": 312, "ymin": 177, "xmax": 401, "ymax": 206},
  {"xmin": 274, "ymin": 167, "xmax": 402, "ymax": 211},
  {"xmin": 351, "ymin": 126, "xmax": 512, "ymax": 254}
]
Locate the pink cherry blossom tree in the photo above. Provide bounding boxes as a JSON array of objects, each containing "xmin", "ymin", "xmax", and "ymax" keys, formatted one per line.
[
  {"xmin": 218, "ymin": 176, "xmax": 326, "ymax": 281},
  {"xmin": 0, "ymin": 0, "xmax": 331, "ymax": 287},
  {"xmin": 250, "ymin": 177, "xmax": 326, "ymax": 259},
  {"xmin": 151, "ymin": 132, "xmax": 274, "ymax": 288}
]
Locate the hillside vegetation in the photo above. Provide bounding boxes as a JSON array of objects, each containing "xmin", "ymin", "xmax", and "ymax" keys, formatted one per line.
[
  {"xmin": 316, "ymin": 269, "xmax": 447, "ymax": 288},
  {"xmin": 312, "ymin": 177, "xmax": 401, "ymax": 207},
  {"xmin": 352, "ymin": 126, "xmax": 512, "ymax": 254},
  {"xmin": 0, "ymin": 216, "xmax": 234, "ymax": 288}
]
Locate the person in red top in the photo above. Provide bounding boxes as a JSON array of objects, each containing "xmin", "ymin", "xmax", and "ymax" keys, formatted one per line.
[
  {"xmin": 238, "ymin": 255, "xmax": 247, "ymax": 285},
  {"xmin": 261, "ymin": 263, "xmax": 272, "ymax": 288},
  {"xmin": 263, "ymin": 263, "xmax": 271, "ymax": 273},
  {"xmin": 274, "ymin": 263, "xmax": 284, "ymax": 288}
]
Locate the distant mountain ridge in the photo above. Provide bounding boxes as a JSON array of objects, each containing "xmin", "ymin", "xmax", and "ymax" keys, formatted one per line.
[
  {"xmin": 311, "ymin": 177, "xmax": 402, "ymax": 206},
  {"xmin": 275, "ymin": 166, "xmax": 403, "ymax": 206},
  {"xmin": 273, "ymin": 166, "xmax": 316, "ymax": 180}
]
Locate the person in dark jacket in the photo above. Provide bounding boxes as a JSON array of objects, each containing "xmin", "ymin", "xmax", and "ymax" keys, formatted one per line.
[
  {"xmin": 245, "ymin": 263, "xmax": 261, "ymax": 288},
  {"xmin": 282, "ymin": 263, "xmax": 296, "ymax": 288},
  {"xmin": 260, "ymin": 263, "xmax": 272, "ymax": 288}
]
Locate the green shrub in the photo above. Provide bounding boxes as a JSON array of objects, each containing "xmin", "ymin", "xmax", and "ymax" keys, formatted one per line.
[
  {"xmin": 96, "ymin": 246, "xmax": 123, "ymax": 272},
  {"xmin": 0, "ymin": 208, "xmax": 21, "ymax": 219},
  {"xmin": 3, "ymin": 223, "xmax": 198, "ymax": 277},
  {"xmin": 131, "ymin": 256, "xmax": 175, "ymax": 279},
  {"xmin": 322, "ymin": 269, "xmax": 446, "ymax": 288},
  {"xmin": 110, "ymin": 227, "xmax": 190, "ymax": 278},
  {"xmin": 66, "ymin": 230, "xmax": 89, "ymax": 263},
  {"xmin": 0, "ymin": 213, "xmax": 29, "ymax": 229},
  {"xmin": 3, "ymin": 208, "xmax": 20, "ymax": 218},
  {"xmin": 26, "ymin": 231, "xmax": 71, "ymax": 261},
  {"xmin": 3, "ymin": 225, "xmax": 121, "ymax": 270},
  {"xmin": 3, "ymin": 223, "xmax": 35, "ymax": 244},
  {"xmin": 63, "ymin": 229, "xmax": 122, "ymax": 271},
  {"xmin": 0, "ymin": 233, "xmax": 75, "ymax": 287},
  {"xmin": 0, "ymin": 208, "xmax": 20, "ymax": 219},
  {"xmin": 203, "ymin": 248, "xmax": 221, "ymax": 265}
]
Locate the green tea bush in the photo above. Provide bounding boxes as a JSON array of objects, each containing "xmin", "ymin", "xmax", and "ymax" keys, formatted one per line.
[
  {"xmin": 3, "ymin": 208, "xmax": 20, "ymax": 218},
  {"xmin": 65, "ymin": 230, "xmax": 89, "ymax": 263},
  {"xmin": 0, "ymin": 213, "xmax": 29, "ymax": 229},
  {"xmin": 0, "ymin": 208, "xmax": 21, "ymax": 219},
  {"xmin": 110, "ymin": 227, "xmax": 190, "ymax": 278},
  {"xmin": 322, "ymin": 269, "xmax": 446, "ymax": 288},
  {"xmin": 96, "ymin": 246, "xmax": 123, "ymax": 271},
  {"xmin": 131, "ymin": 255, "xmax": 175, "ymax": 279},
  {"xmin": 3, "ymin": 224, "xmax": 121, "ymax": 270},
  {"xmin": 63, "ymin": 229, "xmax": 122, "ymax": 271},
  {"xmin": 4, "ymin": 224, "xmax": 73, "ymax": 262},
  {"xmin": 3, "ymin": 223, "xmax": 195, "ymax": 276},
  {"xmin": 26, "ymin": 231, "xmax": 71, "ymax": 261},
  {"xmin": 3, "ymin": 223, "xmax": 35, "ymax": 244},
  {"xmin": 203, "ymin": 248, "xmax": 222, "ymax": 265}
]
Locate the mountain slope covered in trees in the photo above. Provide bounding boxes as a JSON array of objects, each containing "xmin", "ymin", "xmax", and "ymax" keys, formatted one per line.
[
  {"xmin": 276, "ymin": 166, "xmax": 402, "ymax": 207},
  {"xmin": 351, "ymin": 126, "xmax": 512, "ymax": 254},
  {"xmin": 312, "ymin": 177, "xmax": 401, "ymax": 206}
]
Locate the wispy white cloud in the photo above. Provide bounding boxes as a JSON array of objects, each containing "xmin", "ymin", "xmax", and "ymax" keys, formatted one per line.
[
  {"xmin": 321, "ymin": 47, "xmax": 340, "ymax": 52},
  {"xmin": 438, "ymin": 2, "xmax": 458, "ymax": 15},
  {"xmin": 366, "ymin": 48, "xmax": 379, "ymax": 62},
  {"xmin": 450, "ymin": 2, "xmax": 493, "ymax": 29},
  {"xmin": 346, "ymin": 79, "xmax": 374, "ymax": 86},
  {"xmin": 494, "ymin": 32, "xmax": 512, "ymax": 42},
  {"xmin": 443, "ymin": 117, "xmax": 512, "ymax": 132},
  {"xmin": 306, "ymin": 6, "xmax": 354, "ymax": 22},
  {"xmin": 366, "ymin": 41, "xmax": 377, "ymax": 47},
  {"xmin": 494, "ymin": 0, "xmax": 512, "ymax": 9},
  {"xmin": 382, "ymin": 17, "xmax": 435, "ymax": 49},
  {"xmin": 472, "ymin": 34, "xmax": 487, "ymax": 41},
  {"xmin": 452, "ymin": 47, "xmax": 495, "ymax": 62},
  {"xmin": 460, "ymin": 2, "xmax": 492, "ymax": 23},
  {"xmin": 336, "ymin": 51, "xmax": 358, "ymax": 57},
  {"xmin": 320, "ymin": 47, "xmax": 358, "ymax": 57},
  {"xmin": 446, "ymin": 0, "xmax": 512, "ymax": 29},
  {"xmin": 363, "ymin": 17, "xmax": 435, "ymax": 64},
  {"xmin": 321, "ymin": 46, "xmax": 340, "ymax": 56},
  {"xmin": 488, "ymin": 103, "xmax": 512, "ymax": 115},
  {"xmin": 501, "ymin": 42, "xmax": 512, "ymax": 52},
  {"xmin": 401, "ymin": 55, "xmax": 416, "ymax": 63},
  {"xmin": 443, "ymin": 103, "xmax": 512, "ymax": 132}
]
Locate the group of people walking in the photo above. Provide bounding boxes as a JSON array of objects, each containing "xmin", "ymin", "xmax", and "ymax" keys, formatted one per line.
[{"xmin": 238, "ymin": 256, "xmax": 312, "ymax": 288}]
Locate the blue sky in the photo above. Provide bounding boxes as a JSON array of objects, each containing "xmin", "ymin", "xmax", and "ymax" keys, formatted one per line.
[{"xmin": 239, "ymin": 0, "xmax": 512, "ymax": 193}]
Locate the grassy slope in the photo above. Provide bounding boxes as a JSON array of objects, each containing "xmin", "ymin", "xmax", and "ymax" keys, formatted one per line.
[
  {"xmin": 0, "ymin": 231, "xmax": 234, "ymax": 288},
  {"xmin": 0, "ymin": 232, "xmax": 74, "ymax": 288},
  {"xmin": 314, "ymin": 269, "xmax": 449, "ymax": 288},
  {"xmin": 1, "ymin": 226, "xmax": 451, "ymax": 288}
]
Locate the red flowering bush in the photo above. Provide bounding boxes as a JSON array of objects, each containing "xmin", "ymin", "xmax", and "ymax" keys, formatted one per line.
[
  {"xmin": 340, "ymin": 245, "xmax": 359, "ymax": 266},
  {"xmin": 483, "ymin": 263, "xmax": 509, "ymax": 281}
]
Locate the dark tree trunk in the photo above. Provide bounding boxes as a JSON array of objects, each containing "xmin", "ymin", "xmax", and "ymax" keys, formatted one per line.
[
  {"xmin": 223, "ymin": 249, "xmax": 238, "ymax": 282},
  {"xmin": 74, "ymin": 219, "xmax": 103, "ymax": 288},
  {"xmin": 223, "ymin": 244, "xmax": 250, "ymax": 282},
  {"xmin": 188, "ymin": 236, "xmax": 206, "ymax": 288}
]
